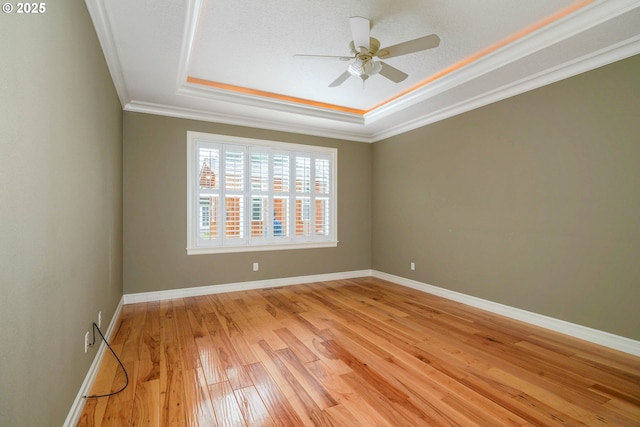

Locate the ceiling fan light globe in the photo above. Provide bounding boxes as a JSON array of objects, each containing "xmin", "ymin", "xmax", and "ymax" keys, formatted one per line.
[
  {"xmin": 347, "ymin": 61, "xmax": 364, "ymax": 77},
  {"xmin": 369, "ymin": 60, "xmax": 382, "ymax": 76},
  {"xmin": 348, "ymin": 59, "xmax": 382, "ymax": 79}
]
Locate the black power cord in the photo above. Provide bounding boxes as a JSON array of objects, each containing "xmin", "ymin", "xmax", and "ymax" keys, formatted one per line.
[{"xmin": 82, "ymin": 322, "xmax": 129, "ymax": 399}]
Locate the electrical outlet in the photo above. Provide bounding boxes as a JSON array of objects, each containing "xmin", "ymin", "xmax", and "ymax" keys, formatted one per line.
[
  {"xmin": 410, "ymin": 262, "xmax": 416, "ymax": 271},
  {"xmin": 84, "ymin": 331, "xmax": 90, "ymax": 353},
  {"xmin": 253, "ymin": 262, "xmax": 259, "ymax": 271},
  {"xmin": 98, "ymin": 311, "xmax": 102, "ymax": 329}
]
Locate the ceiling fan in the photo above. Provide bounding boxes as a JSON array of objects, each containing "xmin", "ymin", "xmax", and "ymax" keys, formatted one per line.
[{"xmin": 295, "ymin": 16, "xmax": 440, "ymax": 87}]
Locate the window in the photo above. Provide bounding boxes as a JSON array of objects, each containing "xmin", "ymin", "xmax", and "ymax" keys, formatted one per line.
[{"xmin": 187, "ymin": 132, "xmax": 337, "ymax": 254}]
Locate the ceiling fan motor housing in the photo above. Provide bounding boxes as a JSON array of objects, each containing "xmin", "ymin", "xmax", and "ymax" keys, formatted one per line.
[
  {"xmin": 348, "ymin": 38, "xmax": 383, "ymax": 80},
  {"xmin": 349, "ymin": 38, "xmax": 381, "ymax": 57}
]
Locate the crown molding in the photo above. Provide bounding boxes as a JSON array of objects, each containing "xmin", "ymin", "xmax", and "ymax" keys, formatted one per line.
[
  {"xmin": 124, "ymin": 100, "xmax": 375, "ymax": 143},
  {"xmin": 85, "ymin": 0, "xmax": 130, "ymax": 106},
  {"xmin": 176, "ymin": 84, "xmax": 365, "ymax": 125},
  {"xmin": 366, "ymin": 0, "xmax": 640, "ymax": 136},
  {"xmin": 175, "ymin": 0, "xmax": 203, "ymax": 91},
  {"xmin": 126, "ymin": 32, "xmax": 639, "ymax": 145},
  {"xmin": 371, "ymin": 34, "xmax": 640, "ymax": 141}
]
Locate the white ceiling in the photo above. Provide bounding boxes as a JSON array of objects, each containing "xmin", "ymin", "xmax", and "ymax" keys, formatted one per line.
[{"xmin": 86, "ymin": 0, "xmax": 640, "ymax": 142}]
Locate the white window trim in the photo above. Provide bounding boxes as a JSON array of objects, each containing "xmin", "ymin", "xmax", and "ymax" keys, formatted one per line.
[{"xmin": 187, "ymin": 131, "xmax": 338, "ymax": 255}]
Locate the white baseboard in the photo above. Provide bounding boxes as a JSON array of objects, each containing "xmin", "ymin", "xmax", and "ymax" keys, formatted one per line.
[
  {"xmin": 63, "ymin": 297, "xmax": 124, "ymax": 427},
  {"xmin": 123, "ymin": 269, "xmax": 373, "ymax": 304},
  {"xmin": 123, "ymin": 268, "xmax": 639, "ymax": 356},
  {"xmin": 372, "ymin": 270, "xmax": 640, "ymax": 357}
]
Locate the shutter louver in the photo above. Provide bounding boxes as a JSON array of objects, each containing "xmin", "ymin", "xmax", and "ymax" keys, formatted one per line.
[
  {"xmin": 295, "ymin": 156, "xmax": 312, "ymax": 236},
  {"xmin": 272, "ymin": 153, "xmax": 290, "ymax": 238},
  {"xmin": 251, "ymin": 152, "xmax": 269, "ymax": 237},
  {"xmin": 315, "ymin": 158, "xmax": 330, "ymax": 236},
  {"xmin": 198, "ymin": 147, "xmax": 220, "ymax": 240},
  {"xmin": 224, "ymin": 149, "xmax": 244, "ymax": 239}
]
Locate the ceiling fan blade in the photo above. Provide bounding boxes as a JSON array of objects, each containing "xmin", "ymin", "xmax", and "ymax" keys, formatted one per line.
[
  {"xmin": 349, "ymin": 16, "xmax": 370, "ymax": 51},
  {"xmin": 328, "ymin": 71, "xmax": 352, "ymax": 87},
  {"xmin": 294, "ymin": 54, "xmax": 352, "ymax": 61},
  {"xmin": 377, "ymin": 34, "xmax": 440, "ymax": 59},
  {"xmin": 379, "ymin": 62, "xmax": 408, "ymax": 83}
]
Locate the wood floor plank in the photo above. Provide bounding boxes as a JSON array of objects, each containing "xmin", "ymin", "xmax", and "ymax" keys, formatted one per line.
[
  {"xmin": 245, "ymin": 362, "xmax": 305, "ymax": 427},
  {"xmin": 273, "ymin": 327, "xmax": 319, "ymax": 364},
  {"xmin": 233, "ymin": 385, "xmax": 277, "ymax": 427},
  {"xmin": 207, "ymin": 321, "xmax": 254, "ymax": 390},
  {"xmin": 182, "ymin": 367, "xmax": 218, "ymax": 427},
  {"xmin": 173, "ymin": 303, "xmax": 203, "ymax": 372},
  {"xmin": 194, "ymin": 335, "xmax": 227, "ymax": 385},
  {"xmin": 77, "ymin": 277, "xmax": 640, "ymax": 427},
  {"xmin": 257, "ymin": 340, "xmax": 336, "ymax": 426},
  {"xmin": 99, "ymin": 361, "xmax": 138, "ymax": 427},
  {"xmin": 159, "ymin": 301, "xmax": 186, "ymax": 427},
  {"xmin": 236, "ymin": 294, "xmax": 288, "ymax": 351},
  {"xmin": 159, "ymin": 338, "xmax": 186, "ymax": 427},
  {"xmin": 208, "ymin": 381, "xmax": 247, "ymax": 427},
  {"xmin": 322, "ymin": 404, "xmax": 365, "ymax": 427},
  {"xmin": 120, "ymin": 304, "xmax": 148, "ymax": 362},
  {"xmin": 275, "ymin": 346, "xmax": 338, "ymax": 410},
  {"xmin": 137, "ymin": 304, "xmax": 161, "ymax": 383},
  {"xmin": 78, "ymin": 342, "xmax": 125, "ymax": 427},
  {"xmin": 130, "ymin": 379, "xmax": 160, "ymax": 427},
  {"xmin": 304, "ymin": 359, "xmax": 395, "ymax": 427}
]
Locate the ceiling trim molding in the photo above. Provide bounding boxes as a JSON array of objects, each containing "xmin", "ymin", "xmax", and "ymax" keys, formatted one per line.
[
  {"xmin": 176, "ymin": 83, "xmax": 365, "ymax": 125},
  {"xmin": 126, "ymin": 34, "xmax": 640, "ymax": 144},
  {"xmin": 124, "ymin": 100, "xmax": 375, "ymax": 143},
  {"xmin": 175, "ymin": 0, "xmax": 203, "ymax": 91},
  {"xmin": 85, "ymin": 0, "xmax": 130, "ymax": 106},
  {"xmin": 365, "ymin": 0, "xmax": 638, "ymax": 126},
  {"xmin": 186, "ymin": 76, "xmax": 367, "ymax": 115},
  {"xmin": 371, "ymin": 34, "xmax": 640, "ymax": 142}
]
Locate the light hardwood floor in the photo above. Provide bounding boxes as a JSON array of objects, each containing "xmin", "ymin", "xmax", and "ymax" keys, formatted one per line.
[{"xmin": 77, "ymin": 277, "xmax": 640, "ymax": 426}]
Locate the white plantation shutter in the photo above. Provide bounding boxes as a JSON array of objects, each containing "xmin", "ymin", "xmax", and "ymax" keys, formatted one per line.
[
  {"xmin": 251, "ymin": 152, "xmax": 269, "ymax": 191},
  {"xmin": 197, "ymin": 146, "xmax": 220, "ymax": 243},
  {"xmin": 295, "ymin": 155, "xmax": 312, "ymax": 237},
  {"xmin": 273, "ymin": 153, "xmax": 290, "ymax": 238},
  {"xmin": 250, "ymin": 151, "xmax": 269, "ymax": 238},
  {"xmin": 223, "ymin": 146, "xmax": 245, "ymax": 242},
  {"xmin": 187, "ymin": 132, "xmax": 337, "ymax": 254},
  {"xmin": 315, "ymin": 157, "xmax": 331, "ymax": 237}
]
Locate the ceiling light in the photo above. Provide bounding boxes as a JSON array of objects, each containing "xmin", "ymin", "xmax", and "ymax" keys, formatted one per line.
[{"xmin": 348, "ymin": 59, "xmax": 382, "ymax": 82}]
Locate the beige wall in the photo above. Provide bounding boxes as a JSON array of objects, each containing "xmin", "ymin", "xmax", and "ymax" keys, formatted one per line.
[
  {"xmin": 0, "ymin": 2, "xmax": 123, "ymax": 426},
  {"xmin": 123, "ymin": 112, "xmax": 372, "ymax": 294},
  {"xmin": 373, "ymin": 55, "xmax": 640, "ymax": 340}
]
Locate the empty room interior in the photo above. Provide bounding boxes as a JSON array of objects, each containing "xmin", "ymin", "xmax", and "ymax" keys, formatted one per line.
[{"xmin": 1, "ymin": 0, "xmax": 640, "ymax": 426}]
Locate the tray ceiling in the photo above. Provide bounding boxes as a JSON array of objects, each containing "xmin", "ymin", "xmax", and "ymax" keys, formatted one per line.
[{"xmin": 86, "ymin": 0, "xmax": 640, "ymax": 142}]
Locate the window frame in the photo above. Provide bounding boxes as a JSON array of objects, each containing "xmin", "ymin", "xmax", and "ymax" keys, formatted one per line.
[{"xmin": 187, "ymin": 131, "xmax": 338, "ymax": 255}]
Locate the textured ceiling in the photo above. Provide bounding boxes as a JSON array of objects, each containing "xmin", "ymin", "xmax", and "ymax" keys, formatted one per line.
[{"xmin": 86, "ymin": 0, "xmax": 640, "ymax": 142}]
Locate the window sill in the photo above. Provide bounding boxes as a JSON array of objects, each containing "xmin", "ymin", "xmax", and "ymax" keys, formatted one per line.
[{"xmin": 186, "ymin": 240, "xmax": 338, "ymax": 255}]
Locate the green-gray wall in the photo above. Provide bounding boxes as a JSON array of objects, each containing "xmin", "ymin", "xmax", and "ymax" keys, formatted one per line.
[
  {"xmin": 0, "ymin": 2, "xmax": 123, "ymax": 426},
  {"xmin": 123, "ymin": 112, "xmax": 371, "ymax": 294},
  {"xmin": 373, "ymin": 55, "xmax": 640, "ymax": 340}
]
